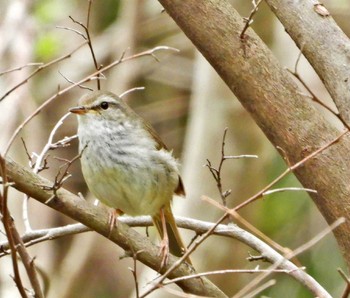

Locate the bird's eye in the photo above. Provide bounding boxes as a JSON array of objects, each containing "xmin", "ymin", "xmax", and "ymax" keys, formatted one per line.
[{"xmin": 100, "ymin": 101, "xmax": 109, "ymax": 110}]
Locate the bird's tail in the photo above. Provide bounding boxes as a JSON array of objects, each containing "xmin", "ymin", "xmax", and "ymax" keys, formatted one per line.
[{"xmin": 152, "ymin": 204, "xmax": 192, "ymax": 265}]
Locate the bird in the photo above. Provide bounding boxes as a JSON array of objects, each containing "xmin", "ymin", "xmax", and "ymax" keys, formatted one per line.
[{"xmin": 69, "ymin": 90, "xmax": 191, "ymax": 266}]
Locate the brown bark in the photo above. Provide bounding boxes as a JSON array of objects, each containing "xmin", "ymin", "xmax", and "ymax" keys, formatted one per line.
[
  {"xmin": 265, "ymin": 0, "xmax": 350, "ymax": 125},
  {"xmin": 158, "ymin": 0, "xmax": 350, "ymax": 268},
  {"xmin": 1, "ymin": 157, "xmax": 227, "ymax": 297}
]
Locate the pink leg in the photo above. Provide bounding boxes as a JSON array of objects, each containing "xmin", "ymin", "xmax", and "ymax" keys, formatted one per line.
[
  {"xmin": 108, "ymin": 208, "xmax": 123, "ymax": 237},
  {"xmin": 159, "ymin": 207, "xmax": 169, "ymax": 268}
]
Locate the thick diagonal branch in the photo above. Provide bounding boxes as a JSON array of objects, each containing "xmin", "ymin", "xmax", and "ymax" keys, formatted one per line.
[
  {"xmin": 0, "ymin": 157, "xmax": 226, "ymax": 298},
  {"xmin": 265, "ymin": 0, "xmax": 350, "ymax": 126},
  {"xmin": 158, "ymin": 0, "xmax": 350, "ymax": 268}
]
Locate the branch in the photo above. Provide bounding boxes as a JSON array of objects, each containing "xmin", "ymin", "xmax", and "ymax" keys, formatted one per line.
[
  {"xmin": 0, "ymin": 42, "xmax": 87, "ymax": 102},
  {"xmin": 265, "ymin": 0, "xmax": 350, "ymax": 125},
  {"xmin": 3, "ymin": 46, "xmax": 179, "ymax": 156},
  {"xmin": 158, "ymin": 0, "xmax": 350, "ymax": 269},
  {"xmin": 69, "ymin": 3, "xmax": 101, "ymax": 90},
  {"xmin": 0, "ymin": 63, "xmax": 44, "ymax": 76},
  {"xmin": 0, "ymin": 159, "xmax": 43, "ymax": 298},
  {"xmin": 0, "ymin": 156, "xmax": 226, "ymax": 298},
  {"xmin": 240, "ymin": 0, "xmax": 264, "ymax": 39},
  {"xmin": 0, "ymin": 203, "xmax": 332, "ymax": 298},
  {"xmin": 0, "ymin": 164, "xmax": 27, "ymax": 297},
  {"xmin": 233, "ymin": 217, "xmax": 343, "ymax": 298}
]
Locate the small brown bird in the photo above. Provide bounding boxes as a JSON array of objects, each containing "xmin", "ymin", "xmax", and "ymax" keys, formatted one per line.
[{"xmin": 70, "ymin": 90, "xmax": 191, "ymax": 265}]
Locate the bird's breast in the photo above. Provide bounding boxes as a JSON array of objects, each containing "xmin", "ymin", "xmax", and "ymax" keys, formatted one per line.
[{"xmin": 78, "ymin": 127, "xmax": 179, "ymax": 216}]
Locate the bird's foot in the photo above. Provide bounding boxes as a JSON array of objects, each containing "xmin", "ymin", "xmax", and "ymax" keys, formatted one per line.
[
  {"xmin": 159, "ymin": 237, "xmax": 170, "ymax": 269},
  {"xmin": 108, "ymin": 208, "xmax": 123, "ymax": 237}
]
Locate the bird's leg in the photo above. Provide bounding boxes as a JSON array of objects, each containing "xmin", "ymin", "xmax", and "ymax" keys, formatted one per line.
[
  {"xmin": 159, "ymin": 207, "xmax": 170, "ymax": 268},
  {"xmin": 108, "ymin": 208, "xmax": 123, "ymax": 237}
]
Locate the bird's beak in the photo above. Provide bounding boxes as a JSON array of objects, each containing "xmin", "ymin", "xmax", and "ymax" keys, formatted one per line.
[{"xmin": 69, "ymin": 106, "xmax": 87, "ymax": 115}]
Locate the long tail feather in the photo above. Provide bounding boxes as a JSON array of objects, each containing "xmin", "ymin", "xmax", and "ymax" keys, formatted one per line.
[{"xmin": 152, "ymin": 204, "xmax": 192, "ymax": 265}]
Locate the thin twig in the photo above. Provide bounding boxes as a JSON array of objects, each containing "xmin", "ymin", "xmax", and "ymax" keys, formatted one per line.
[
  {"xmin": 292, "ymin": 217, "xmax": 345, "ymax": 257},
  {"xmin": 69, "ymin": 1, "xmax": 101, "ymax": 90},
  {"xmin": 240, "ymin": 0, "xmax": 264, "ymax": 39},
  {"xmin": 58, "ymin": 70, "xmax": 93, "ymax": 91},
  {"xmin": 23, "ymin": 113, "xmax": 75, "ymax": 232},
  {"xmin": 161, "ymin": 286, "xmax": 209, "ymax": 298},
  {"xmin": 232, "ymin": 218, "xmax": 344, "ymax": 298},
  {"xmin": 0, "ymin": 41, "xmax": 87, "ymax": 102},
  {"xmin": 55, "ymin": 26, "xmax": 87, "ymax": 40},
  {"xmin": 119, "ymin": 87, "xmax": 145, "ymax": 98},
  {"xmin": 0, "ymin": 159, "xmax": 29, "ymax": 298},
  {"xmin": 164, "ymin": 268, "xmax": 299, "ymax": 285},
  {"xmin": 129, "ymin": 249, "xmax": 143, "ymax": 298},
  {"xmin": 0, "ymin": 224, "xmax": 89, "ymax": 255},
  {"xmin": 20, "ymin": 138, "xmax": 33, "ymax": 166},
  {"xmin": 3, "ymin": 46, "xmax": 179, "ymax": 156},
  {"xmin": 233, "ymin": 129, "xmax": 348, "ymax": 211},
  {"xmin": 287, "ymin": 69, "xmax": 338, "ymax": 116},
  {"xmin": 286, "ymin": 45, "xmax": 340, "ymax": 120},
  {"xmin": 242, "ymin": 279, "xmax": 276, "ymax": 298},
  {"xmin": 8, "ymin": 226, "xmax": 44, "ymax": 298},
  {"xmin": 263, "ymin": 187, "xmax": 317, "ymax": 196},
  {"xmin": 202, "ymin": 195, "xmax": 289, "ymax": 254},
  {"xmin": 139, "ymin": 213, "xmax": 229, "ymax": 298},
  {"xmin": 0, "ymin": 63, "xmax": 44, "ymax": 76},
  {"xmin": 224, "ymin": 155, "xmax": 258, "ymax": 159},
  {"xmin": 338, "ymin": 268, "xmax": 350, "ymax": 298},
  {"xmin": 140, "ymin": 131, "xmax": 346, "ymax": 297},
  {"xmin": 47, "ymin": 150, "xmax": 85, "ymax": 199},
  {"xmin": 0, "ymin": 197, "xmax": 334, "ymax": 298},
  {"xmin": 86, "ymin": 0, "xmax": 93, "ymax": 28},
  {"xmin": 205, "ymin": 128, "xmax": 257, "ymax": 206}
]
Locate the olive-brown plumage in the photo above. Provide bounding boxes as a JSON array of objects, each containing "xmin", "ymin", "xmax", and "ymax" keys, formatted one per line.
[{"xmin": 70, "ymin": 91, "xmax": 190, "ymax": 264}]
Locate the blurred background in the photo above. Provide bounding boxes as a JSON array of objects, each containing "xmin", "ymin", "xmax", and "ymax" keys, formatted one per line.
[{"xmin": 0, "ymin": 0, "xmax": 349, "ymax": 297}]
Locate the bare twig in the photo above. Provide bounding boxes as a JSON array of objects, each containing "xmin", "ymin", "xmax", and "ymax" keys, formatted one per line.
[
  {"xmin": 47, "ymin": 151, "xmax": 84, "ymax": 199},
  {"xmin": 58, "ymin": 71, "xmax": 93, "ymax": 91},
  {"xmin": 0, "ymin": 186, "xmax": 334, "ymax": 298},
  {"xmin": 291, "ymin": 217, "xmax": 345, "ymax": 257},
  {"xmin": 233, "ymin": 218, "xmax": 344, "ymax": 298},
  {"xmin": 119, "ymin": 87, "xmax": 145, "ymax": 98},
  {"xmin": 287, "ymin": 72, "xmax": 338, "ymax": 117},
  {"xmin": 129, "ymin": 249, "xmax": 143, "ymax": 298},
  {"xmin": 86, "ymin": 0, "xmax": 93, "ymax": 28},
  {"xmin": 69, "ymin": 0, "xmax": 101, "ymax": 90},
  {"xmin": 0, "ymin": 159, "xmax": 31, "ymax": 298},
  {"xmin": 246, "ymin": 253, "xmax": 268, "ymax": 262},
  {"xmin": 233, "ymin": 129, "xmax": 348, "ymax": 211},
  {"xmin": 141, "ymin": 130, "xmax": 347, "ymax": 297},
  {"xmin": 202, "ymin": 195, "xmax": 288, "ymax": 254},
  {"xmin": 224, "ymin": 155, "xmax": 258, "ymax": 159},
  {"xmin": 8, "ymin": 226, "xmax": 44, "ymax": 298},
  {"xmin": 338, "ymin": 268, "xmax": 350, "ymax": 298},
  {"xmin": 242, "ymin": 279, "xmax": 276, "ymax": 298},
  {"xmin": 0, "ymin": 42, "xmax": 87, "ymax": 102},
  {"xmin": 263, "ymin": 187, "xmax": 317, "ymax": 196},
  {"xmin": 161, "ymin": 286, "xmax": 209, "ymax": 298},
  {"xmin": 139, "ymin": 211, "xmax": 228, "ymax": 298},
  {"xmin": 0, "ymin": 63, "xmax": 44, "ymax": 76},
  {"xmin": 286, "ymin": 45, "xmax": 342, "ymax": 126},
  {"xmin": 55, "ymin": 26, "xmax": 87, "ymax": 40},
  {"xmin": 33, "ymin": 113, "xmax": 74, "ymax": 174},
  {"xmin": 20, "ymin": 138, "xmax": 33, "ymax": 166},
  {"xmin": 205, "ymin": 128, "xmax": 257, "ymax": 206},
  {"xmin": 240, "ymin": 0, "xmax": 264, "ymax": 39},
  {"xmin": 164, "ymin": 268, "xmax": 299, "ymax": 285},
  {"xmin": 23, "ymin": 113, "xmax": 76, "ymax": 231},
  {"xmin": 3, "ymin": 46, "xmax": 179, "ymax": 156},
  {"xmin": 135, "ymin": 213, "xmax": 331, "ymax": 297},
  {"xmin": 0, "ymin": 224, "xmax": 89, "ymax": 255}
]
